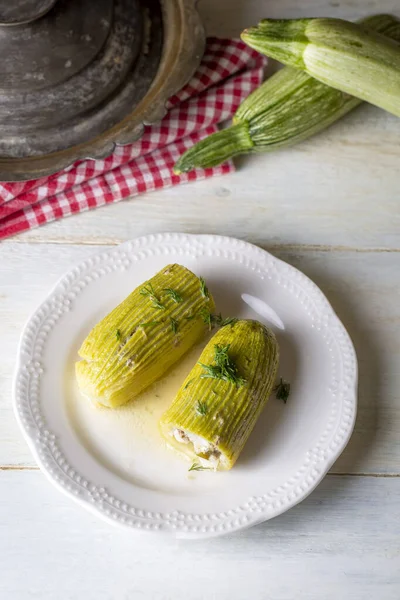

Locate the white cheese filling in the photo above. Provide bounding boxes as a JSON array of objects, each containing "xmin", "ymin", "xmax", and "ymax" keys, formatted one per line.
[{"xmin": 172, "ymin": 428, "xmax": 223, "ymax": 468}]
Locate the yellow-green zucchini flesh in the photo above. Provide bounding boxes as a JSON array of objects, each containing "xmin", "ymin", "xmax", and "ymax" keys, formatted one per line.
[
  {"xmin": 76, "ymin": 264, "xmax": 215, "ymax": 408},
  {"xmin": 159, "ymin": 320, "xmax": 279, "ymax": 470}
]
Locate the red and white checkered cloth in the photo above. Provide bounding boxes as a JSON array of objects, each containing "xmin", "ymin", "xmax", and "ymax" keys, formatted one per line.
[{"xmin": 0, "ymin": 39, "xmax": 266, "ymax": 240}]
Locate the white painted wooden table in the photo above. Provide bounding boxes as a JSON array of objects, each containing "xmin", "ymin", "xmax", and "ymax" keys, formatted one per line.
[{"xmin": 1, "ymin": 1, "xmax": 400, "ymax": 598}]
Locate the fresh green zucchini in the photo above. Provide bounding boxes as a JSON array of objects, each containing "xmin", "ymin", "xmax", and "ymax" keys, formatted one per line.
[
  {"xmin": 241, "ymin": 16, "xmax": 400, "ymax": 117},
  {"xmin": 174, "ymin": 15, "xmax": 400, "ymax": 173}
]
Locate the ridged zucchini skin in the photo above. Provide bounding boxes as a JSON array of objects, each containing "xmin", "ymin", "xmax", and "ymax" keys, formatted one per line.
[
  {"xmin": 160, "ymin": 320, "xmax": 279, "ymax": 470},
  {"xmin": 173, "ymin": 15, "xmax": 400, "ymax": 173},
  {"xmin": 76, "ymin": 264, "xmax": 215, "ymax": 408},
  {"xmin": 242, "ymin": 16, "xmax": 400, "ymax": 118}
]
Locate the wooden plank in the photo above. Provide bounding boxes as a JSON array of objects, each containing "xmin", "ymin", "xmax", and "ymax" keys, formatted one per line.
[
  {"xmin": 0, "ymin": 470, "xmax": 399, "ymax": 599},
  {"xmin": 1, "ymin": 242, "xmax": 399, "ymax": 473}
]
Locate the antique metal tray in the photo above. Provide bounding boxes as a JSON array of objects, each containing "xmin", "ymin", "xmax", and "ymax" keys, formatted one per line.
[{"xmin": 0, "ymin": 0, "xmax": 204, "ymax": 180}]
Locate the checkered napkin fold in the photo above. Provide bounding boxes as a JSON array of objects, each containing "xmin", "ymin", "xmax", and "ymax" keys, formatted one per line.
[{"xmin": 0, "ymin": 39, "xmax": 266, "ymax": 241}]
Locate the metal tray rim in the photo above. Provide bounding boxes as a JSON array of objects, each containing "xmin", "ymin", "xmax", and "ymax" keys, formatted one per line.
[{"xmin": 0, "ymin": 0, "xmax": 205, "ymax": 182}]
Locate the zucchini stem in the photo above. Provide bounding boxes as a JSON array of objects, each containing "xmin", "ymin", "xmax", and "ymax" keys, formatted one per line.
[{"xmin": 174, "ymin": 123, "xmax": 254, "ymax": 174}]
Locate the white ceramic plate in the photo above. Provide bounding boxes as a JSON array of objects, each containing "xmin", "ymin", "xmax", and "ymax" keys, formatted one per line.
[{"xmin": 13, "ymin": 233, "xmax": 357, "ymax": 539}]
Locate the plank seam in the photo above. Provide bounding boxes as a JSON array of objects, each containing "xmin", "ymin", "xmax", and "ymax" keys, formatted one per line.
[{"xmin": 3, "ymin": 239, "xmax": 400, "ymax": 253}]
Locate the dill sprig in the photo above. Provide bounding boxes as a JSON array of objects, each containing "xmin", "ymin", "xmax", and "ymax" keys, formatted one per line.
[
  {"xmin": 140, "ymin": 283, "xmax": 165, "ymax": 310},
  {"xmin": 211, "ymin": 314, "xmax": 239, "ymax": 327},
  {"xmin": 274, "ymin": 378, "xmax": 290, "ymax": 403},
  {"xmin": 163, "ymin": 288, "xmax": 183, "ymax": 303},
  {"xmin": 170, "ymin": 317, "xmax": 179, "ymax": 334},
  {"xmin": 139, "ymin": 320, "xmax": 161, "ymax": 329},
  {"xmin": 219, "ymin": 316, "xmax": 238, "ymax": 328},
  {"xmin": 184, "ymin": 378, "xmax": 194, "ymax": 390},
  {"xmin": 199, "ymin": 310, "xmax": 238, "ymax": 330},
  {"xmin": 199, "ymin": 277, "xmax": 209, "ymax": 299},
  {"xmin": 199, "ymin": 309, "xmax": 223, "ymax": 331},
  {"xmin": 199, "ymin": 307, "xmax": 213, "ymax": 330},
  {"xmin": 199, "ymin": 344, "xmax": 246, "ymax": 387},
  {"xmin": 116, "ymin": 329, "xmax": 121, "ymax": 341},
  {"xmin": 188, "ymin": 462, "xmax": 212, "ymax": 472},
  {"xmin": 196, "ymin": 400, "xmax": 208, "ymax": 416}
]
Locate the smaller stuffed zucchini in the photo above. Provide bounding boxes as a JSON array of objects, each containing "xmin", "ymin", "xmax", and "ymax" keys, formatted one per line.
[{"xmin": 159, "ymin": 319, "xmax": 279, "ymax": 470}]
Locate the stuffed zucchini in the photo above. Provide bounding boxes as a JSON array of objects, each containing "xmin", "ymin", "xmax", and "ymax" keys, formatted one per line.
[
  {"xmin": 76, "ymin": 264, "xmax": 215, "ymax": 408},
  {"xmin": 160, "ymin": 319, "xmax": 279, "ymax": 470}
]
